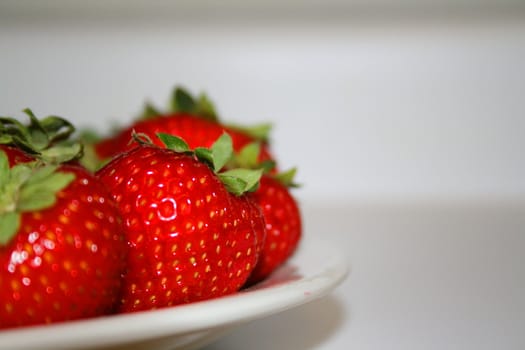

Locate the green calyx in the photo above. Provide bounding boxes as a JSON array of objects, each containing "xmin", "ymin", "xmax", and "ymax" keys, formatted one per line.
[
  {"xmin": 157, "ymin": 132, "xmax": 263, "ymax": 196},
  {"xmin": 141, "ymin": 86, "xmax": 273, "ymax": 143},
  {"xmin": 233, "ymin": 142, "xmax": 299, "ymax": 188},
  {"xmin": 76, "ymin": 129, "xmax": 109, "ymax": 172},
  {"xmin": 232, "ymin": 142, "xmax": 275, "ymax": 174},
  {"xmin": 226, "ymin": 122, "xmax": 273, "ymax": 143},
  {"xmin": 170, "ymin": 87, "xmax": 218, "ymax": 122},
  {"xmin": 0, "ymin": 108, "xmax": 83, "ymax": 164},
  {"xmin": 0, "ymin": 150, "xmax": 75, "ymax": 245},
  {"xmin": 274, "ymin": 167, "xmax": 300, "ymax": 188},
  {"xmin": 141, "ymin": 86, "xmax": 218, "ymax": 122}
]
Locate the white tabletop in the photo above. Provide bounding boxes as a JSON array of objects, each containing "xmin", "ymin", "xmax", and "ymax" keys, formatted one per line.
[{"xmin": 203, "ymin": 199, "xmax": 525, "ymax": 350}]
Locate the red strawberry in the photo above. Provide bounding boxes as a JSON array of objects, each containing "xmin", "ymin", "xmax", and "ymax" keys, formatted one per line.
[
  {"xmin": 0, "ymin": 155, "xmax": 127, "ymax": 329},
  {"xmin": 92, "ymin": 87, "xmax": 275, "ymax": 167},
  {"xmin": 246, "ymin": 172, "xmax": 302, "ymax": 285},
  {"xmin": 96, "ymin": 132, "xmax": 265, "ymax": 312},
  {"xmin": 231, "ymin": 143, "xmax": 302, "ymax": 285},
  {"xmin": 0, "ymin": 110, "xmax": 128, "ymax": 329}
]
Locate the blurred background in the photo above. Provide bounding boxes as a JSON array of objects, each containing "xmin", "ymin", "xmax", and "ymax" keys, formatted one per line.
[{"xmin": 1, "ymin": 0, "xmax": 524, "ymax": 203}]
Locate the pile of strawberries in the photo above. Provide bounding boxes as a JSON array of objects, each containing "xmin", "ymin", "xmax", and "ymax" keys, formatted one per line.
[{"xmin": 0, "ymin": 88, "xmax": 302, "ymax": 329}]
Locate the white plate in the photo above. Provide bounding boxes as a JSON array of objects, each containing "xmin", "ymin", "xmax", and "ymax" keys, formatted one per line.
[{"xmin": 0, "ymin": 236, "xmax": 349, "ymax": 350}]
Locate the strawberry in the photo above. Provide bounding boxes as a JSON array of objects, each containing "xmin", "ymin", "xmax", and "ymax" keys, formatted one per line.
[
  {"xmin": 246, "ymin": 172, "xmax": 302, "ymax": 284},
  {"xmin": 0, "ymin": 111, "xmax": 128, "ymax": 329},
  {"xmin": 96, "ymin": 132, "xmax": 265, "ymax": 312},
  {"xmin": 232, "ymin": 143, "xmax": 302, "ymax": 285},
  {"xmin": 92, "ymin": 87, "xmax": 275, "ymax": 168}
]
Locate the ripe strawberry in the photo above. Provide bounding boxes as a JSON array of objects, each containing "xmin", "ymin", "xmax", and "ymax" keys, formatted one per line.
[
  {"xmin": 231, "ymin": 143, "xmax": 302, "ymax": 285},
  {"xmin": 96, "ymin": 132, "xmax": 265, "ymax": 312},
  {"xmin": 0, "ymin": 157, "xmax": 127, "ymax": 329},
  {"xmin": 0, "ymin": 111, "xmax": 128, "ymax": 329},
  {"xmin": 92, "ymin": 87, "xmax": 275, "ymax": 167},
  {"xmin": 246, "ymin": 173, "xmax": 302, "ymax": 284}
]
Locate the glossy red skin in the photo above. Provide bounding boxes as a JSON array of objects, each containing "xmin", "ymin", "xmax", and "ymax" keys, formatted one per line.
[
  {"xmin": 242, "ymin": 195, "xmax": 267, "ymax": 266},
  {"xmin": 246, "ymin": 176, "xmax": 302, "ymax": 285},
  {"xmin": 96, "ymin": 145, "xmax": 260, "ymax": 312},
  {"xmin": 0, "ymin": 164, "xmax": 128, "ymax": 329},
  {"xmin": 95, "ymin": 113, "xmax": 274, "ymax": 163}
]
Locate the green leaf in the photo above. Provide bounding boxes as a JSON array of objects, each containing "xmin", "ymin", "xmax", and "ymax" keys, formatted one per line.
[
  {"xmin": 194, "ymin": 147, "xmax": 214, "ymax": 168},
  {"xmin": 9, "ymin": 163, "xmax": 34, "ymax": 186},
  {"xmin": 0, "ymin": 212, "xmax": 20, "ymax": 245},
  {"xmin": 172, "ymin": 87, "xmax": 196, "ymax": 113},
  {"xmin": 259, "ymin": 160, "xmax": 277, "ymax": 174},
  {"xmin": 22, "ymin": 108, "xmax": 40, "ymax": 125},
  {"xmin": 0, "ymin": 151, "xmax": 9, "ymax": 180},
  {"xmin": 0, "ymin": 134, "xmax": 13, "ymax": 144},
  {"xmin": 39, "ymin": 116, "xmax": 76, "ymax": 142},
  {"xmin": 235, "ymin": 142, "xmax": 261, "ymax": 169},
  {"xmin": 219, "ymin": 168, "xmax": 263, "ymax": 195},
  {"xmin": 195, "ymin": 93, "xmax": 218, "ymax": 121},
  {"xmin": 227, "ymin": 123, "xmax": 272, "ymax": 142},
  {"xmin": 0, "ymin": 155, "xmax": 74, "ymax": 246},
  {"xmin": 18, "ymin": 170, "xmax": 75, "ymax": 211},
  {"xmin": 169, "ymin": 87, "xmax": 219, "ymax": 122},
  {"xmin": 229, "ymin": 142, "xmax": 276, "ymax": 174},
  {"xmin": 77, "ymin": 139, "xmax": 104, "ymax": 172},
  {"xmin": 156, "ymin": 130, "xmax": 262, "ymax": 195},
  {"xmin": 218, "ymin": 176, "xmax": 248, "ymax": 196},
  {"xmin": 17, "ymin": 191, "xmax": 57, "ymax": 212},
  {"xmin": 141, "ymin": 102, "xmax": 162, "ymax": 119},
  {"xmin": 0, "ymin": 117, "xmax": 31, "ymax": 144},
  {"xmin": 275, "ymin": 167, "xmax": 300, "ymax": 187},
  {"xmin": 6, "ymin": 136, "xmax": 40, "ymax": 156},
  {"xmin": 209, "ymin": 133, "xmax": 233, "ymax": 171},
  {"xmin": 24, "ymin": 164, "xmax": 59, "ymax": 185},
  {"xmin": 24, "ymin": 108, "xmax": 49, "ymax": 150},
  {"xmin": 1, "ymin": 110, "xmax": 82, "ymax": 163},
  {"xmin": 157, "ymin": 133, "xmax": 191, "ymax": 153},
  {"xmin": 40, "ymin": 143, "xmax": 83, "ymax": 164}
]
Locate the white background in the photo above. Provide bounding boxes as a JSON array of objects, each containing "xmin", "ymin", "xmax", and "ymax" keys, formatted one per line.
[{"xmin": 1, "ymin": 0, "xmax": 524, "ymax": 202}]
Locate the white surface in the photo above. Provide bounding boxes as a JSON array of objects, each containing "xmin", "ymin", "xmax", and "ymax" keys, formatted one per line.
[
  {"xmin": 204, "ymin": 200, "xmax": 525, "ymax": 350},
  {"xmin": 0, "ymin": 16, "xmax": 524, "ymax": 200},
  {"xmin": 0, "ymin": 236, "xmax": 347, "ymax": 350}
]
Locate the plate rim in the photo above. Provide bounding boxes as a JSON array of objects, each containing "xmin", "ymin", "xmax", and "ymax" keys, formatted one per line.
[{"xmin": 0, "ymin": 236, "xmax": 349, "ymax": 349}]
